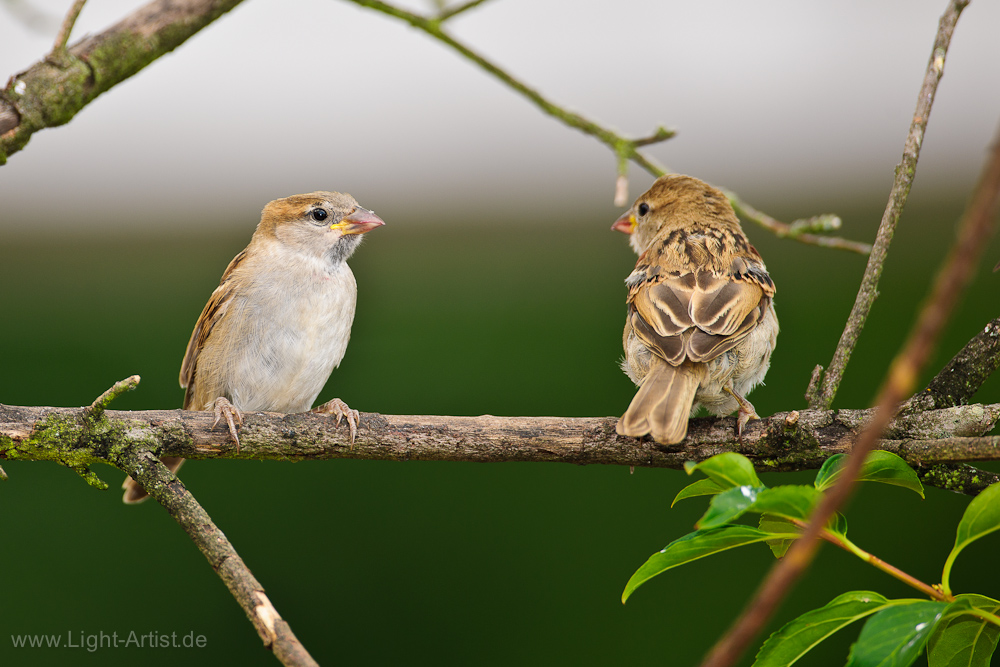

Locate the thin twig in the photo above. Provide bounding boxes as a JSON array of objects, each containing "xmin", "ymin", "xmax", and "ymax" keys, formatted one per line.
[
  {"xmin": 50, "ymin": 0, "xmax": 86, "ymax": 55},
  {"xmin": 82, "ymin": 374, "xmax": 140, "ymax": 421},
  {"xmin": 115, "ymin": 451, "xmax": 318, "ymax": 667},
  {"xmin": 340, "ymin": 0, "xmax": 869, "ymax": 253},
  {"xmin": 806, "ymin": 0, "xmax": 971, "ymax": 410},
  {"xmin": 724, "ymin": 189, "xmax": 873, "ymax": 255},
  {"xmin": 699, "ymin": 116, "xmax": 1000, "ymax": 667},
  {"xmin": 435, "ymin": 0, "xmax": 489, "ymax": 22}
]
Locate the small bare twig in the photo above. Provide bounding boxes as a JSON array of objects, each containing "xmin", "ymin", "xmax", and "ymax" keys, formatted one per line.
[
  {"xmin": 50, "ymin": 0, "xmax": 87, "ymax": 56},
  {"xmin": 699, "ymin": 113, "xmax": 1000, "ymax": 667},
  {"xmin": 724, "ymin": 189, "xmax": 873, "ymax": 255},
  {"xmin": 806, "ymin": 0, "xmax": 971, "ymax": 410},
  {"xmin": 340, "ymin": 0, "xmax": 870, "ymax": 254},
  {"xmin": 434, "ymin": 0, "xmax": 489, "ymax": 22},
  {"xmin": 82, "ymin": 374, "xmax": 140, "ymax": 421}
]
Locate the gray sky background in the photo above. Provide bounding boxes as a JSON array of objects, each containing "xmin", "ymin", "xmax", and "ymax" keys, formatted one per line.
[{"xmin": 1, "ymin": 0, "xmax": 999, "ymax": 231}]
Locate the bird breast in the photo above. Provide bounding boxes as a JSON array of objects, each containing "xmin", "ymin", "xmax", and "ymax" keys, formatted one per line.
[{"xmin": 203, "ymin": 247, "xmax": 358, "ymax": 414}]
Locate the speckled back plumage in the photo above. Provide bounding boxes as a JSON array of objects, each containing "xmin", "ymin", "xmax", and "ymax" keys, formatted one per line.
[{"xmin": 615, "ymin": 175, "xmax": 778, "ymax": 444}]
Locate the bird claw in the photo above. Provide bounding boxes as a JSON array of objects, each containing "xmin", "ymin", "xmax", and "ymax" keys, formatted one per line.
[
  {"xmin": 212, "ymin": 396, "xmax": 243, "ymax": 452},
  {"xmin": 724, "ymin": 384, "xmax": 760, "ymax": 441},
  {"xmin": 313, "ymin": 398, "xmax": 360, "ymax": 448}
]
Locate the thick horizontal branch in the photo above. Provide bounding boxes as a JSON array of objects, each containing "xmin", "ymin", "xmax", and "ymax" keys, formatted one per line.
[
  {"xmin": 3, "ymin": 402, "xmax": 997, "ymax": 484},
  {"xmin": 0, "ymin": 0, "xmax": 245, "ymax": 163}
]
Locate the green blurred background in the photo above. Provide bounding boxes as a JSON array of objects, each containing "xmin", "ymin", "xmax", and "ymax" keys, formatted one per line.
[{"xmin": 2, "ymin": 189, "xmax": 999, "ymax": 665}]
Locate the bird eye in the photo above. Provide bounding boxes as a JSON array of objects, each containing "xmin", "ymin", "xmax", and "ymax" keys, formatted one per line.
[
  {"xmin": 638, "ymin": 203, "xmax": 650, "ymax": 216},
  {"xmin": 311, "ymin": 208, "xmax": 328, "ymax": 222}
]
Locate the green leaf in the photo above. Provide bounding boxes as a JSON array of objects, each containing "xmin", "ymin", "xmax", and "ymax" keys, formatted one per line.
[
  {"xmin": 846, "ymin": 601, "xmax": 949, "ymax": 667},
  {"xmin": 943, "ymin": 482, "xmax": 1000, "ymax": 593},
  {"xmin": 814, "ymin": 451, "xmax": 924, "ymax": 498},
  {"xmin": 696, "ymin": 485, "xmax": 765, "ymax": 529},
  {"xmin": 697, "ymin": 485, "xmax": 820, "ymax": 530},
  {"xmin": 814, "ymin": 454, "xmax": 846, "ymax": 491},
  {"xmin": 671, "ymin": 478, "xmax": 726, "ymax": 507},
  {"xmin": 622, "ymin": 526, "xmax": 798, "ymax": 603},
  {"xmin": 927, "ymin": 594, "xmax": 1000, "ymax": 667},
  {"xmin": 759, "ymin": 514, "xmax": 798, "ymax": 558},
  {"xmin": 684, "ymin": 453, "xmax": 763, "ymax": 489},
  {"xmin": 751, "ymin": 485, "xmax": 820, "ymax": 522},
  {"xmin": 754, "ymin": 591, "xmax": 896, "ymax": 667}
]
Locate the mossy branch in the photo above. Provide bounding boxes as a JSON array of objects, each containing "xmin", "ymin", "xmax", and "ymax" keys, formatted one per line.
[
  {"xmin": 0, "ymin": 0, "xmax": 246, "ymax": 163},
  {"xmin": 3, "ymin": 397, "xmax": 998, "ymax": 490}
]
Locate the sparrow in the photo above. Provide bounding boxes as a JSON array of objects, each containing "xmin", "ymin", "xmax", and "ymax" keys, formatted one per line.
[
  {"xmin": 612, "ymin": 174, "xmax": 778, "ymax": 444},
  {"xmin": 123, "ymin": 191, "xmax": 384, "ymax": 503}
]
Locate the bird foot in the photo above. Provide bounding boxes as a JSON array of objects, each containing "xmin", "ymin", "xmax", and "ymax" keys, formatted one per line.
[
  {"xmin": 312, "ymin": 398, "xmax": 360, "ymax": 448},
  {"xmin": 724, "ymin": 384, "xmax": 760, "ymax": 440},
  {"xmin": 212, "ymin": 397, "xmax": 243, "ymax": 451}
]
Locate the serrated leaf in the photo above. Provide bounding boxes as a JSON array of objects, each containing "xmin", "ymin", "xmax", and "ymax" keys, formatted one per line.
[
  {"xmin": 814, "ymin": 451, "xmax": 924, "ymax": 498},
  {"xmin": 672, "ymin": 478, "xmax": 727, "ymax": 507},
  {"xmin": 759, "ymin": 514, "xmax": 798, "ymax": 558},
  {"xmin": 622, "ymin": 526, "xmax": 798, "ymax": 603},
  {"xmin": 697, "ymin": 484, "xmax": 820, "ymax": 530},
  {"xmin": 684, "ymin": 453, "xmax": 763, "ymax": 489},
  {"xmin": 927, "ymin": 594, "xmax": 1000, "ymax": 667},
  {"xmin": 846, "ymin": 601, "xmax": 949, "ymax": 667},
  {"xmin": 753, "ymin": 591, "xmax": 895, "ymax": 667}
]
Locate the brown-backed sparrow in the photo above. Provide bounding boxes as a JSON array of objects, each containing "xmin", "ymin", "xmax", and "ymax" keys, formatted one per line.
[
  {"xmin": 123, "ymin": 191, "xmax": 384, "ymax": 503},
  {"xmin": 612, "ymin": 174, "xmax": 778, "ymax": 444}
]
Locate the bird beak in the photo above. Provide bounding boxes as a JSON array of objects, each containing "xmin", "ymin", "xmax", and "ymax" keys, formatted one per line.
[
  {"xmin": 331, "ymin": 207, "xmax": 386, "ymax": 235},
  {"xmin": 611, "ymin": 211, "xmax": 636, "ymax": 234}
]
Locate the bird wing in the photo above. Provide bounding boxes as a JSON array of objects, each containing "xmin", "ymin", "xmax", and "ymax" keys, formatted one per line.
[
  {"xmin": 178, "ymin": 250, "xmax": 247, "ymax": 409},
  {"xmin": 627, "ymin": 254, "xmax": 774, "ymax": 365}
]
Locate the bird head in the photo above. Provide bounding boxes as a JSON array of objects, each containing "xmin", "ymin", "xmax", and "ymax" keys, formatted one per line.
[
  {"xmin": 611, "ymin": 174, "xmax": 740, "ymax": 254},
  {"xmin": 257, "ymin": 191, "xmax": 385, "ymax": 263}
]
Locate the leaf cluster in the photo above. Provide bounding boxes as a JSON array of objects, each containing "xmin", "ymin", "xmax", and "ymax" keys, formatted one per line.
[{"xmin": 623, "ymin": 452, "xmax": 1000, "ymax": 666}]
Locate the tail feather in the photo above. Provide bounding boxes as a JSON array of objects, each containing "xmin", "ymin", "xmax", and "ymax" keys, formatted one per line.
[
  {"xmin": 617, "ymin": 361, "xmax": 702, "ymax": 444},
  {"xmin": 122, "ymin": 456, "xmax": 185, "ymax": 504}
]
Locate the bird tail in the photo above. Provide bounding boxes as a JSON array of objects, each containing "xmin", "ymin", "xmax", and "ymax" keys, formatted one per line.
[
  {"xmin": 617, "ymin": 360, "xmax": 702, "ymax": 444},
  {"xmin": 122, "ymin": 457, "xmax": 185, "ymax": 504}
]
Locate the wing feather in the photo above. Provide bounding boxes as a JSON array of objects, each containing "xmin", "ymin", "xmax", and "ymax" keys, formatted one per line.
[{"xmin": 179, "ymin": 250, "xmax": 247, "ymax": 409}]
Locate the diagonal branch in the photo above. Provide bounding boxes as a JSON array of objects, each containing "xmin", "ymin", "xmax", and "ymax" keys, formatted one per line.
[
  {"xmin": 115, "ymin": 450, "xmax": 318, "ymax": 667},
  {"xmin": 341, "ymin": 0, "xmax": 870, "ymax": 254},
  {"xmin": 902, "ymin": 315, "xmax": 1000, "ymax": 413},
  {"xmin": 806, "ymin": 0, "xmax": 971, "ymax": 410},
  {"xmin": 699, "ymin": 109, "xmax": 1000, "ymax": 667},
  {"xmin": 0, "ymin": 0, "xmax": 246, "ymax": 163}
]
